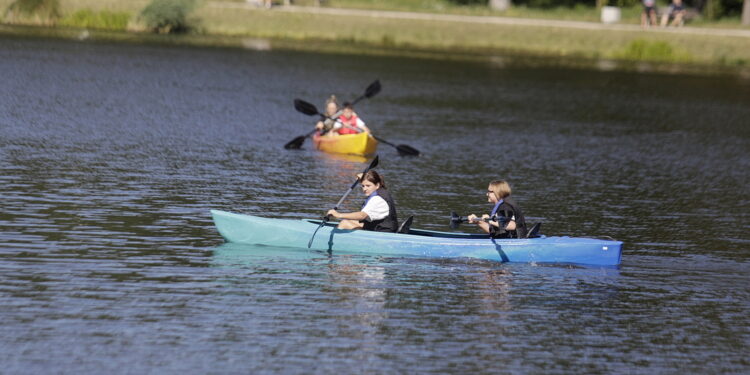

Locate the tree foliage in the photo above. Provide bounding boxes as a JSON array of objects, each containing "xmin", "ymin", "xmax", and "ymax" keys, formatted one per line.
[
  {"xmin": 139, "ymin": 0, "xmax": 197, "ymax": 34},
  {"xmin": 4, "ymin": 0, "xmax": 61, "ymax": 24}
]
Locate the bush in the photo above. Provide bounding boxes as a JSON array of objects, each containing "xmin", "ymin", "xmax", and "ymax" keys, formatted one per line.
[
  {"xmin": 139, "ymin": 0, "xmax": 197, "ymax": 34},
  {"xmin": 4, "ymin": 0, "xmax": 61, "ymax": 24},
  {"xmin": 60, "ymin": 9, "xmax": 130, "ymax": 30},
  {"xmin": 615, "ymin": 39, "xmax": 692, "ymax": 63}
]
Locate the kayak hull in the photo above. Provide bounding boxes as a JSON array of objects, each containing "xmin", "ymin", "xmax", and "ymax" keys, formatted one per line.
[
  {"xmin": 312, "ymin": 132, "xmax": 378, "ymax": 156},
  {"xmin": 210, "ymin": 210, "xmax": 623, "ymax": 267}
]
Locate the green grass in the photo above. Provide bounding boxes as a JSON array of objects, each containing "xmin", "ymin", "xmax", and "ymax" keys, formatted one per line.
[
  {"xmin": 326, "ymin": 0, "xmax": 747, "ymax": 27},
  {"xmin": 198, "ymin": 5, "xmax": 750, "ymax": 66},
  {"xmin": 58, "ymin": 9, "xmax": 129, "ymax": 30},
  {"xmin": 1, "ymin": 0, "xmax": 749, "ymax": 68},
  {"xmin": 614, "ymin": 39, "xmax": 692, "ymax": 63}
]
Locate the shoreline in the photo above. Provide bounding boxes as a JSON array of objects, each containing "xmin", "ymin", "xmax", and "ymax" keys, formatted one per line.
[{"xmin": 1, "ymin": 3, "xmax": 749, "ymax": 76}]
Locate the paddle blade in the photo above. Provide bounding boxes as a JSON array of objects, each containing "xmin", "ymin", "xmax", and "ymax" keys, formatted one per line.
[
  {"xmin": 396, "ymin": 144, "xmax": 420, "ymax": 157},
  {"xmin": 367, "ymin": 155, "xmax": 379, "ymax": 171},
  {"xmin": 284, "ymin": 135, "xmax": 306, "ymax": 149},
  {"xmin": 294, "ymin": 99, "xmax": 320, "ymax": 116},
  {"xmin": 449, "ymin": 211, "xmax": 461, "ymax": 229},
  {"xmin": 364, "ymin": 80, "xmax": 381, "ymax": 99}
]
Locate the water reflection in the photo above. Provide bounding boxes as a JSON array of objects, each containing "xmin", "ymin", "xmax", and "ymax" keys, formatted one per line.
[
  {"xmin": 312, "ymin": 151, "xmax": 372, "ymax": 165},
  {"xmin": 325, "ymin": 259, "xmax": 388, "ymax": 359}
]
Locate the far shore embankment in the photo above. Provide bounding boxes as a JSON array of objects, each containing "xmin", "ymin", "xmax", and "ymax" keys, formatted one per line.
[{"xmin": 1, "ymin": 1, "xmax": 749, "ymax": 75}]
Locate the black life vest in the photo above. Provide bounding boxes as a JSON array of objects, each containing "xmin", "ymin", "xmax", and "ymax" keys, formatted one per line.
[
  {"xmin": 489, "ymin": 196, "xmax": 527, "ymax": 239},
  {"xmin": 361, "ymin": 188, "xmax": 398, "ymax": 233}
]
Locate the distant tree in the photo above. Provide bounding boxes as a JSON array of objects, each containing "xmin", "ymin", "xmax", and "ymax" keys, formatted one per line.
[
  {"xmin": 139, "ymin": 0, "xmax": 196, "ymax": 34},
  {"xmin": 4, "ymin": 0, "xmax": 61, "ymax": 25}
]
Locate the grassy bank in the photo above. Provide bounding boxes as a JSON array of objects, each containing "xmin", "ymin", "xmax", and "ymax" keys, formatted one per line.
[
  {"xmin": 1, "ymin": 0, "xmax": 749, "ymax": 70},
  {"xmin": 198, "ymin": 5, "xmax": 750, "ymax": 66}
]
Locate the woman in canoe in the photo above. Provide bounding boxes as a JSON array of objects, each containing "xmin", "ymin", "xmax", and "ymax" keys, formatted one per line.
[
  {"xmin": 332, "ymin": 102, "xmax": 370, "ymax": 135},
  {"xmin": 467, "ymin": 180, "xmax": 528, "ymax": 238},
  {"xmin": 314, "ymin": 95, "xmax": 340, "ymax": 134},
  {"xmin": 327, "ymin": 170, "xmax": 398, "ymax": 232}
]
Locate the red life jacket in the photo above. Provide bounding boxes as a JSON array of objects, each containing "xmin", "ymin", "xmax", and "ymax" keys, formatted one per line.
[{"xmin": 336, "ymin": 114, "xmax": 361, "ymax": 135}]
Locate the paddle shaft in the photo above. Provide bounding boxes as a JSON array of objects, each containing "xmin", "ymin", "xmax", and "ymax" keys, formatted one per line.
[
  {"xmin": 372, "ymin": 135, "xmax": 395, "ymax": 147},
  {"xmin": 307, "ymin": 155, "xmax": 380, "ymax": 248},
  {"xmin": 333, "ymin": 177, "xmax": 362, "ymax": 210},
  {"xmin": 450, "ymin": 214, "xmax": 507, "ymax": 229}
]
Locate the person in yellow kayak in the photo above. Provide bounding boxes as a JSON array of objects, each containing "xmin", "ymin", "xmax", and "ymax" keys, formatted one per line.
[
  {"xmin": 327, "ymin": 170, "xmax": 398, "ymax": 232},
  {"xmin": 314, "ymin": 95, "xmax": 339, "ymax": 134},
  {"xmin": 332, "ymin": 102, "xmax": 370, "ymax": 135},
  {"xmin": 467, "ymin": 180, "xmax": 527, "ymax": 238}
]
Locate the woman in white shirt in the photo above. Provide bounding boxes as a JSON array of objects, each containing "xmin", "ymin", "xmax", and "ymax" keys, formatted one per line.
[{"xmin": 326, "ymin": 171, "xmax": 398, "ymax": 232}]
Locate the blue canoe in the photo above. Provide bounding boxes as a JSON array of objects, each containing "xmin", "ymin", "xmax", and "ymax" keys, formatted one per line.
[{"xmin": 210, "ymin": 210, "xmax": 623, "ymax": 267}]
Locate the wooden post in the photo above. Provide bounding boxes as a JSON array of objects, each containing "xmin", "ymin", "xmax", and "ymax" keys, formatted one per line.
[{"xmin": 742, "ymin": 0, "xmax": 750, "ymax": 25}]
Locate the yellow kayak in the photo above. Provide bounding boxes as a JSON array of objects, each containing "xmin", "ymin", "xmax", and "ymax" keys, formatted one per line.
[{"xmin": 312, "ymin": 132, "xmax": 378, "ymax": 156}]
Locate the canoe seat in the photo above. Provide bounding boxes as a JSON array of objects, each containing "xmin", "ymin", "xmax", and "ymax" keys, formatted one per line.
[
  {"xmin": 398, "ymin": 215, "xmax": 414, "ymax": 234},
  {"xmin": 526, "ymin": 222, "xmax": 541, "ymax": 238}
]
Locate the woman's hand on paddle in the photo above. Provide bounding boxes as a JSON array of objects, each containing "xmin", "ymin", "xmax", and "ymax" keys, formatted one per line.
[
  {"xmin": 468, "ymin": 214, "xmax": 490, "ymax": 224},
  {"xmin": 327, "ymin": 209, "xmax": 340, "ymax": 218}
]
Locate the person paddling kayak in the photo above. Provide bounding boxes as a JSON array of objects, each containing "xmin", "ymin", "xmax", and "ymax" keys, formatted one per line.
[
  {"xmin": 332, "ymin": 102, "xmax": 370, "ymax": 135},
  {"xmin": 314, "ymin": 95, "xmax": 339, "ymax": 134},
  {"xmin": 327, "ymin": 170, "xmax": 398, "ymax": 232},
  {"xmin": 467, "ymin": 180, "xmax": 527, "ymax": 238}
]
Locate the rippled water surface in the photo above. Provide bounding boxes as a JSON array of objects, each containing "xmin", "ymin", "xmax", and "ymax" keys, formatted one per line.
[{"xmin": 1, "ymin": 37, "xmax": 749, "ymax": 374}]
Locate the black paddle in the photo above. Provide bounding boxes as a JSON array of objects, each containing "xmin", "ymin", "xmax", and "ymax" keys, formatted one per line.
[
  {"xmin": 449, "ymin": 211, "xmax": 507, "ymax": 230},
  {"xmin": 371, "ymin": 135, "xmax": 420, "ymax": 157},
  {"xmin": 285, "ymin": 80, "xmax": 382, "ymax": 150},
  {"xmin": 308, "ymin": 155, "xmax": 380, "ymax": 248},
  {"xmin": 291, "ymin": 98, "xmax": 421, "ymax": 156}
]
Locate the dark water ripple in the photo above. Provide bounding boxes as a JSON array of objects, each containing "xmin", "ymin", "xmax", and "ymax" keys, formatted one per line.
[{"xmin": 1, "ymin": 36, "xmax": 749, "ymax": 374}]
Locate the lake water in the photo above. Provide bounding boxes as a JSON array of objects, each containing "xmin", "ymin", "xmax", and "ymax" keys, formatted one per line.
[{"xmin": 1, "ymin": 36, "xmax": 749, "ymax": 374}]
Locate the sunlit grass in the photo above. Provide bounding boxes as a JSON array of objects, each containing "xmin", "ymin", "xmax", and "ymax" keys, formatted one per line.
[
  {"xmin": 198, "ymin": 6, "xmax": 750, "ymax": 65},
  {"xmin": 614, "ymin": 39, "xmax": 693, "ymax": 63},
  {"xmin": 0, "ymin": 0, "xmax": 748, "ymax": 67},
  {"xmin": 58, "ymin": 9, "xmax": 129, "ymax": 30}
]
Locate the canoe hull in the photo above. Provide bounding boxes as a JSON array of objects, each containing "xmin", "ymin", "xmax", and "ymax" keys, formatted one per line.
[
  {"xmin": 312, "ymin": 132, "xmax": 378, "ymax": 156},
  {"xmin": 211, "ymin": 210, "xmax": 622, "ymax": 267}
]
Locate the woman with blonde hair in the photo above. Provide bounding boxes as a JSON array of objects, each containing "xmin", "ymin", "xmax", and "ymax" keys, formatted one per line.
[
  {"xmin": 467, "ymin": 180, "xmax": 527, "ymax": 238},
  {"xmin": 315, "ymin": 95, "xmax": 340, "ymax": 134}
]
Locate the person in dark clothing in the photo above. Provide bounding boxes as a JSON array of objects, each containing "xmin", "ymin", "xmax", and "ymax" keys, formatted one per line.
[
  {"xmin": 327, "ymin": 170, "xmax": 398, "ymax": 232},
  {"xmin": 467, "ymin": 180, "xmax": 527, "ymax": 239},
  {"xmin": 660, "ymin": 0, "xmax": 687, "ymax": 27}
]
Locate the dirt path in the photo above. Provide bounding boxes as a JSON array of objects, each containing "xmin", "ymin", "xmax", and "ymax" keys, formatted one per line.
[{"xmin": 211, "ymin": 2, "xmax": 750, "ymax": 38}]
